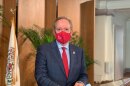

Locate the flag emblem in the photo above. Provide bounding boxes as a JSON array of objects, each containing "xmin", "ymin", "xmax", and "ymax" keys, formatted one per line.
[{"xmin": 5, "ymin": 18, "xmax": 20, "ymax": 86}]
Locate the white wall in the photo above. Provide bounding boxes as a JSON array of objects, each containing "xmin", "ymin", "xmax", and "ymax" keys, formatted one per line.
[
  {"xmin": 95, "ymin": 0, "xmax": 130, "ymax": 82},
  {"xmin": 125, "ymin": 20, "xmax": 130, "ymax": 69},
  {"xmin": 94, "ymin": 16, "xmax": 106, "ymax": 82},
  {"xmin": 113, "ymin": 13, "xmax": 126, "ymax": 80},
  {"xmin": 94, "ymin": 15, "xmax": 114, "ymax": 82},
  {"xmin": 114, "ymin": 25, "xmax": 124, "ymax": 80}
]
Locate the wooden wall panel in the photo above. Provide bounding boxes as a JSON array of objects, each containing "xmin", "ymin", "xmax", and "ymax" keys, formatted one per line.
[
  {"xmin": 18, "ymin": 0, "xmax": 46, "ymax": 86},
  {"xmin": 58, "ymin": 0, "xmax": 80, "ymax": 33},
  {"xmin": 80, "ymin": 0, "xmax": 94, "ymax": 85},
  {"xmin": 18, "ymin": 0, "xmax": 45, "ymax": 27},
  {"xmin": 45, "ymin": 0, "xmax": 56, "ymax": 28},
  {"xmin": 18, "ymin": 0, "xmax": 57, "ymax": 86}
]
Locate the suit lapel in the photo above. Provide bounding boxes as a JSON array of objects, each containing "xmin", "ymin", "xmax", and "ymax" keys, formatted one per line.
[
  {"xmin": 51, "ymin": 41, "xmax": 66, "ymax": 76},
  {"xmin": 68, "ymin": 44, "xmax": 76, "ymax": 79}
]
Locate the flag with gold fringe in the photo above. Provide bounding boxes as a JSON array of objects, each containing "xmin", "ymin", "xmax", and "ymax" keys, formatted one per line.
[{"xmin": 5, "ymin": 18, "xmax": 20, "ymax": 86}]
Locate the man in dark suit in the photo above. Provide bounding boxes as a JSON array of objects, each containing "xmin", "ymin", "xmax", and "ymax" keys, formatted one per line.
[{"xmin": 35, "ymin": 17, "xmax": 88, "ymax": 86}]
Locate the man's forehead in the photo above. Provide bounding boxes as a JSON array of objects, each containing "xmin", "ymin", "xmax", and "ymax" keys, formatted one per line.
[{"xmin": 56, "ymin": 19, "xmax": 70, "ymax": 27}]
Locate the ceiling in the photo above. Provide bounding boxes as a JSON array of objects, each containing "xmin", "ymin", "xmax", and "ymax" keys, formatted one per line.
[{"xmin": 96, "ymin": 0, "xmax": 130, "ymax": 19}]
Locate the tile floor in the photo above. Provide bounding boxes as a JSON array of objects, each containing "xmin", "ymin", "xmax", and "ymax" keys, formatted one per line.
[{"xmin": 94, "ymin": 72, "xmax": 130, "ymax": 86}]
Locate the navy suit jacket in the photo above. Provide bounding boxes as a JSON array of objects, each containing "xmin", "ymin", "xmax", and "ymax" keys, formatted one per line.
[{"xmin": 35, "ymin": 41, "xmax": 88, "ymax": 86}]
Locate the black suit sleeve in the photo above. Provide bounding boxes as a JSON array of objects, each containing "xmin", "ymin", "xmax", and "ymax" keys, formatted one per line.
[{"xmin": 35, "ymin": 46, "xmax": 60, "ymax": 86}]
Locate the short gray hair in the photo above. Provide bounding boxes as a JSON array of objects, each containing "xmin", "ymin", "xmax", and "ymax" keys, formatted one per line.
[{"xmin": 53, "ymin": 16, "xmax": 73, "ymax": 29}]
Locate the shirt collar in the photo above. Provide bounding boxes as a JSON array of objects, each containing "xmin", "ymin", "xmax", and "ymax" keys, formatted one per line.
[{"xmin": 56, "ymin": 41, "xmax": 69, "ymax": 49}]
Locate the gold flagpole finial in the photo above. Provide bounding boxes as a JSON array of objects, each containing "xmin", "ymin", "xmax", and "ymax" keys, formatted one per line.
[{"xmin": 10, "ymin": 8, "xmax": 16, "ymax": 15}]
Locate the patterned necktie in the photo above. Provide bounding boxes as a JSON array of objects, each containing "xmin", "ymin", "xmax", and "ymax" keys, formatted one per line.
[{"xmin": 62, "ymin": 47, "xmax": 69, "ymax": 78}]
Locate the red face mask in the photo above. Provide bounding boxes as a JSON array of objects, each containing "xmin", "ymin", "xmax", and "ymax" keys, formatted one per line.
[{"xmin": 55, "ymin": 31, "xmax": 71, "ymax": 44}]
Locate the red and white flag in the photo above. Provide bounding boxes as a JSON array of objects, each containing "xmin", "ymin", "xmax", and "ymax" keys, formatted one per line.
[{"xmin": 5, "ymin": 18, "xmax": 20, "ymax": 86}]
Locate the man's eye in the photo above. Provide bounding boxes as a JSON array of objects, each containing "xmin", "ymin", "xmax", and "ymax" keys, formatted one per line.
[
  {"xmin": 56, "ymin": 28, "xmax": 61, "ymax": 31},
  {"xmin": 65, "ymin": 28, "xmax": 69, "ymax": 31},
  {"xmin": 65, "ymin": 29, "xmax": 68, "ymax": 30}
]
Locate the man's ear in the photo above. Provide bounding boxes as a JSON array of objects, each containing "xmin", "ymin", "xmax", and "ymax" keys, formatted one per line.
[{"xmin": 70, "ymin": 30, "xmax": 73, "ymax": 36}]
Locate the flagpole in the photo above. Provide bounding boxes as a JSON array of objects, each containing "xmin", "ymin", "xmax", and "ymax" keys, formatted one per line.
[
  {"xmin": 5, "ymin": 1, "xmax": 20, "ymax": 85},
  {"xmin": 5, "ymin": 16, "xmax": 20, "ymax": 86},
  {"xmin": 10, "ymin": 0, "xmax": 18, "ymax": 38}
]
